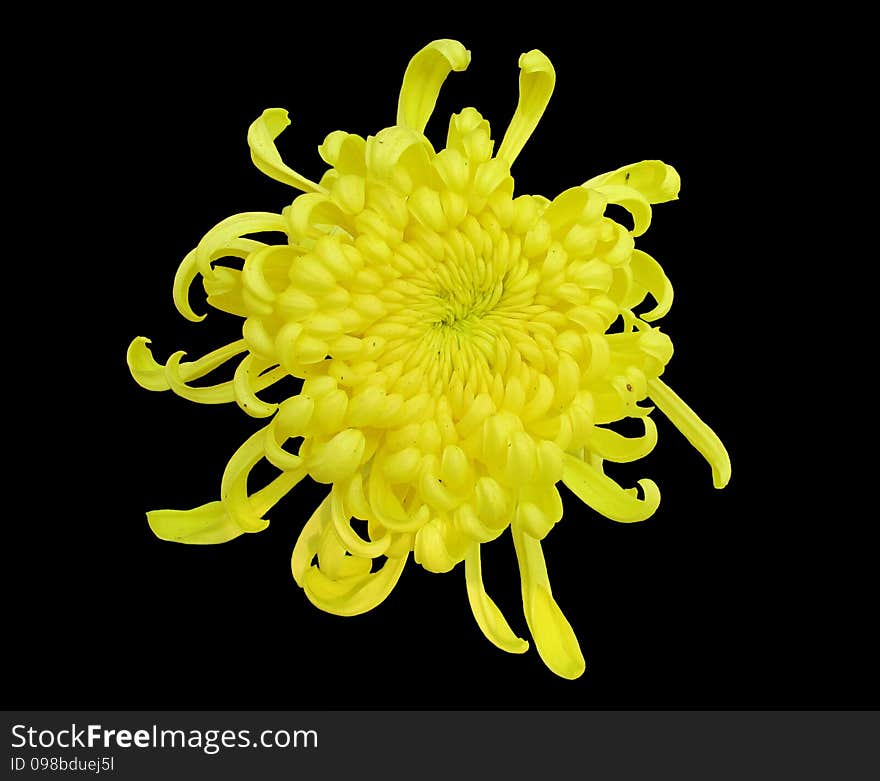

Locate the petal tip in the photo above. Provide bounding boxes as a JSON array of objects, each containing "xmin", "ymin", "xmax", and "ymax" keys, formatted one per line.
[
  {"xmin": 518, "ymin": 49, "xmax": 554, "ymax": 74},
  {"xmin": 712, "ymin": 455, "xmax": 732, "ymax": 489},
  {"xmin": 511, "ymin": 639, "xmax": 530, "ymax": 655}
]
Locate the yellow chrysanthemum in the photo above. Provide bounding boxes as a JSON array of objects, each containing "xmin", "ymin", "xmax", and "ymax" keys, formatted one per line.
[{"xmin": 128, "ymin": 40, "xmax": 730, "ymax": 679}]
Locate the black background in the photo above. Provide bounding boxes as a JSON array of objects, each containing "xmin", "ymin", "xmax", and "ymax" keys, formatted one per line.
[{"xmin": 9, "ymin": 14, "xmax": 874, "ymax": 708}]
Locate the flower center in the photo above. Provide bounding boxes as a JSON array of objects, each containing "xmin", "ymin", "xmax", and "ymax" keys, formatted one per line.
[
  {"xmin": 432, "ymin": 278, "xmax": 503, "ymax": 330},
  {"xmin": 367, "ymin": 221, "xmax": 535, "ymax": 396}
]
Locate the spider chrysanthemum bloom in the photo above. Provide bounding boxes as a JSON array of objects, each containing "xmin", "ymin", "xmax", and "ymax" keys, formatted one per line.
[{"xmin": 128, "ymin": 40, "xmax": 730, "ymax": 679}]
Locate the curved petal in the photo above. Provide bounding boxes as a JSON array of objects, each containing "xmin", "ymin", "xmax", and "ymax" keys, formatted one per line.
[
  {"xmin": 593, "ymin": 184, "xmax": 653, "ymax": 237},
  {"xmin": 413, "ymin": 519, "xmax": 458, "ymax": 573},
  {"xmin": 465, "ymin": 543, "xmax": 529, "ymax": 654},
  {"xmin": 648, "ymin": 378, "xmax": 731, "ymax": 488},
  {"xmin": 315, "ymin": 521, "xmax": 372, "ymax": 580},
  {"xmin": 585, "ymin": 415, "xmax": 658, "ymax": 463},
  {"xmin": 445, "ymin": 108, "xmax": 494, "ymax": 164},
  {"xmin": 561, "ymin": 453, "xmax": 660, "ymax": 522},
  {"xmin": 136, "ymin": 340, "xmax": 287, "ymax": 407},
  {"xmin": 514, "ymin": 484, "xmax": 564, "ymax": 540},
  {"xmin": 147, "ymin": 463, "xmax": 305, "ymax": 547},
  {"xmin": 164, "ymin": 351, "xmax": 239, "ymax": 405},
  {"xmin": 203, "ymin": 268, "xmax": 248, "ymax": 317},
  {"xmin": 241, "ymin": 244, "xmax": 292, "ymax": 305},
  {"xmin": 171, "ymin": 340, "xmax": 249, "ymax": 380},
  {"xmin": 172, "ymin": 249, "xmax": 205, "ymax": 322},
  {"xmin": 199, "ymin": 238, "xmax": 267, "ymax": 318},
  {"xmin": 454, "ymin": 501, "xmax": 505, "ymax": 544},
  {"xmin": 309, "ymin": 429, "xmax": 367, "ymax": 484},
  {"xmin": 318, "ymin": 130, "xmax": 367, "ymax": 176},
  {"xmin": 630, "ymin": 249, "xmax": 674, "ymax": 321},
  {"xmin": 542, "ymin": 186, "xmax": 591, "ymax": 235},
  {"xmin": 330, "ymin": 487, "xmax": 390, "ymax": 558},
  {"xmin": 367, "ymin": 467, "xmax": 425, "ymax": 532},
  {"xmin": 365, "ymin": 125, "xmax": 435, "ymax": 183},
  {"xmin": 291, "ymin": 495, "xmax": 332, "ymax": 586},
  {"xmin": 512, "ymin": 528, "xmax": 585, "ymax": 679},
  {"xmin": 250, "ymin": 466, "xmax": 307, "ymax": 517},
  {"xmin": 147, "ymin": 500, "xmax": 243, "ymax": 545},
  {"xmin": 497, "ymin": 49, "xmax": 556, "ymax": 166},
  {"xmin": 264, "ymin": 415, "xmax": 304, "ymax": 472},
  {"xmin": 247, "ymin": 108, "xmax": 325, "ymax": 193},
  {"xmin": 283, "ymin": 192, "xmax": 354, "ymax": 240},
  {"xmin": 302, "ymin": 553, "xmax": 409, "ymax": 616},
  {"xmin": 127, "ymin": 337, "xmax": 248, "ymax": 394},
  {"xmin": 195, "ymin": 212, "xmax": 287, "ymax": 279},
  {"xmin": 219, "ymin": 426, "xmax": 275, "ymax": 532},
  {"xmin": 233, "ymin": 354, "xmax": 279, "ymax": 419},
  {"xmin": 127, "ymin": 337, "xmax": 174, "ymax": 391},
  {"xmin": 174, "ymin": 238, "xmax": 266, "ymax": 325},
  {"xmin": 397, "ymin": 39, "xmax": 471, "ymax": 133},
  {"xmin": 583, "ymin": 160, "xmax": 681, "ymax": 204}
]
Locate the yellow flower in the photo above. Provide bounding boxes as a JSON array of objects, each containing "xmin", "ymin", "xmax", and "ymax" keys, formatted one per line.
[{"xmin": 128, "ymin": 39, "xmax": 730, "ymax": 679}]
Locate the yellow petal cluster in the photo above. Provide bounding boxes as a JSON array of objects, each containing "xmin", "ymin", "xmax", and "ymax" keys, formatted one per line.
[{"xmin": 128, "ymin": 40, "xmax": 730, "ymax": 679}]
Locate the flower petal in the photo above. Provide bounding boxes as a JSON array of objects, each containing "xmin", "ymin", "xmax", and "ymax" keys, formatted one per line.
[
  {"xmin": 308, "ymin": 429, "xmax": 367, "ymax": 484},
  {"xmin": 630, "ymin": 249, "xmax": 674, "ymax": 321},
  {"xmin": 198, "ymin": 239, "xmax": 267, "ymax": 318},
  {"xmin": 648, "ymin": 378, "xmax": 731, "ymax": 488},
  {"xmin": 162, "ymin": 349, "xmax": 285, "ymax": 406},
  {"xmin": 446, "ymin": 108, "xmax": 493, "ymax": 164},
  {"xmin": 127, "ymin": 337, "xmax": 248, "ymax": 393},
  {"xmin": 247, "ymin": 108, "xmax": 326, "ymax": 193},
  {"xmin": 241, "ymin": 244, "xmax": 295, "ymax": 305},
  {"xmin": 147, "ymin": 500, "xmax": 243, "ymax": 545},
  {"xmin": 512, "ymin": 529, "xmax": 585, "ymax": 679},
  {"xmin": 250, "ymin": 467, "xmax": 307, "ymax": 518},
  {"xmin": 164, "ymin": 350, "xmax": 235, "ymax": 404},
  {"xmin": 561, "ymin": 454, "xmax": 660, "ymax": 523},
  {"xmin": 465, "ymin": 543, "xmax": 529, "ymax": 655},
  {"xmin": 368, "ymin": 467, "xmax": 426, "ymax": 532},
  {"xmin": 414, "ymin": 518, "xmax": 458, "ymax": 573},
  {"xmin": 127, "ymin": 337, "xmax": 175, "ymax": 392},
  {"xmin": 264, "ymin": 415, "xmax": 304, "ymax": 472},
  {"xmin": 318, "ymin": 130, "xmax": 367, "ymax": 176},
  {"xmin": 316, "ymin": 521, "xmax": 372, "ymax": 580},
  {"xmin": 172, "ymin": 249, "xmax": 205, "ymax": 323},
  {"xmin": 593, "ymin": 184, "xmax": 653, "ymax": 237},
  {"xmin": 145, "ymin": 425, "xmax": 303, "ymax": 549},
  {"xmin": 583, "ymin": 160, "xmax": 681, "ymax": 204},
  {"xmin": 173, "ymin": 238, "xmax": 266, "ymax": 323},
  {"xmin": 330, "ymin": 487, "xmax": 390, "ymax": 559},
  {"xmin": 283, "ymin": 193, "xmax": 354, "ymax": 240},
  {"xmin": 291, "ymin": 495, "xmax": 331, "ymax": 586},
  {"xmin": 195, "ymin": 212, "xmax": 287, "ymax": 279},
  {"xmin": 219, "ymin": 426, "xmax": 276, "ymax": 532},
  {"xmin": 302, "ymin": 553, "xmax": 409, "ymax": 616},
  {"xmin": 233, "ymin": 354, "xmax": 280, "ymax": 418},
  {"xmin": 497, "ymin": 50, "xmax": 556, "ymax": 166},
  {"xmin": 365, "ymin": 125, "xmax": 436, "ymax": 185},
  {"xmin": 585, "ymin": 415, "xmax": 658, "ymax": 463},
  {"xmin": 397, "ymin": 39, "xmax": 471, "ymax": 133}
]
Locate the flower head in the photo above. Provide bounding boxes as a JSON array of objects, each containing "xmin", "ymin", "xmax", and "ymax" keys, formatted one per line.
[{"xmin": 128, "ymin": 40, "xmax": 730, "ymax": 679}]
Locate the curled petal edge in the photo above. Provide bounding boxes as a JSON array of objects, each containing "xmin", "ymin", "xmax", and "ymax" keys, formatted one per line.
[
  {"xmin": 397, "ymin": 39, "xmax": 471, "ymax": 133},
  {"xmin": 498, "ymin": 49, "xmax": 556, "ymax": 166},
  {"xmin": 247, "ymin": 108, "xmax": 326, "ymax": 193},
  {"xmin": 583, "ymin": 160, "xmax": 681, "ymax": 204},
  {"xmin": 561, "ymin": 454, "xmax": 661, "ymax": 523}
]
